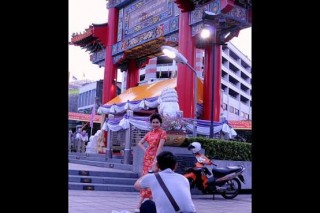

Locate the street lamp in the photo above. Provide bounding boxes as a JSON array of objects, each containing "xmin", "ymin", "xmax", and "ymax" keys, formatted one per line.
[
  {"xmin": 199, "ymin": 25, "xmax": 216, "ymax": 138},
  {"xmin": 161, "ymin": 45, "xmax": 198, "ymax": 137},
  {"xmin": 201, "ymin": 11, "xmax": 239, "ymax": 138}
]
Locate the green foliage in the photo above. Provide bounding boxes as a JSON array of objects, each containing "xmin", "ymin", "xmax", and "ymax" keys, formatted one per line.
[
  {"xmin": 182, "ymin": 137, "xmax": 252, "ymax": 161},
  {"xmin": 236, "ymin": 130, "xmax": 252, "ymax": 143},
  {"xmin": 69, "ymin": 89, "xmax": 79, "ymax": 95}
]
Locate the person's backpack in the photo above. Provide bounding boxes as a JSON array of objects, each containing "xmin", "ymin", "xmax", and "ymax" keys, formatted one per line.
[{"xmin": 140, "ymin": 200, "xmax": 156, "ymax": 213}]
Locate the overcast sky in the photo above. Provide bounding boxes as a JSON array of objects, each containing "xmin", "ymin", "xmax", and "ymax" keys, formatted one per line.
[{"xmin": 68, "ymin": 0, "xmax": 251, "ymax": 81}]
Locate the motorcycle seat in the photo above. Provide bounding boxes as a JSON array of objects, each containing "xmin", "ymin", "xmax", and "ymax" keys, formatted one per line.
[{"xmin": 211, "ymin": 166, "xmax": 242, "ymax": 175}]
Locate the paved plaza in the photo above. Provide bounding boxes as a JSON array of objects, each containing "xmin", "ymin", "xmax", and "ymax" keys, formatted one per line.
[{"xmin": 69, "ymin": 190, "xmax": 251, "ymax": 213}]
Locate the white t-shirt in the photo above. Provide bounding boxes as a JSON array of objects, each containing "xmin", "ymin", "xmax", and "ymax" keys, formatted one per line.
[{"xmin": 140, "ymin": 168, "xmax": 196, "ymax": 213}]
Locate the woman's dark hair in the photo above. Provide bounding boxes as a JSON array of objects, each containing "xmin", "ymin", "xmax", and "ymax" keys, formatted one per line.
[{"xmin": 150, "ymin": 113, "xmax": 162, "ymax": 123}]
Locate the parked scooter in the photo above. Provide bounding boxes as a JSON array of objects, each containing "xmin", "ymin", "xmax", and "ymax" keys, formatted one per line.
[{"xmin": 184, "ymin": 142, "xmax": 245, "ymax": 199}]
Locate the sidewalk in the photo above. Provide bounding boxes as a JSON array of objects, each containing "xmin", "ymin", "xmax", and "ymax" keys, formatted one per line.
[
  {"xmin": 69, "ymin": 190, "xmax": 251, "ymax": 213},
  {"xmin": 68, "ymin": 163, "xmax": 251, "ymax": 213}
]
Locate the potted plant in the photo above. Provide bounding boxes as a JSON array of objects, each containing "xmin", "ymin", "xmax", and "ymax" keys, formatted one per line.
[{"xmin": 161, "ymin": 114, "xmax": 187, "ymax": 146}]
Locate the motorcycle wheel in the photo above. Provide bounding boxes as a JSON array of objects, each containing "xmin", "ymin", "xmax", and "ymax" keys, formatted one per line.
[{"xmin": 221, "ymin": 178, "xmax": 241, "ymax": 199}]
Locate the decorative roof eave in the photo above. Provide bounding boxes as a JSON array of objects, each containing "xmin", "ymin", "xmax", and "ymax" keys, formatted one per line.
[
  {"xmin": 70, "ymin": 27, "xmax": 93, "ymax": 44},
  {"xmin": 83, "ymin": 41, "xmax": 105, "ymax": 54},
  {"xmin": 113, "ymin": 37, "xmax": 167, "ymax": 65},
  {"xmin": 221, "ymin": 0, "xmax": 252, "ymax": 13},
  {"xmin": 70, "ymin": 23, "xmax": 108, "ymax": 50},
  {"xmin": 174, "ymin": 0, "xmax": 195, "ymax": 12},
  {"xmin": 235, "ymin": 0, "xmax": 252, "ymax": 9},
  {"xmin": 174, "ymin": 0, "xmax": 252, "ymax": 13},
  {"xmin": 124, "ymin": 37, "xmax": 166, "ymax": 60},
  {"xmin": 91, "ymin": 23, "xmax": 108, "ymax": 47}
]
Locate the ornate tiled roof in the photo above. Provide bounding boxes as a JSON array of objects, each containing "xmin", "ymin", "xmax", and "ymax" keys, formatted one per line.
[
  {"xmin": 70, "ymin": 27, "xmax": 93, "ymax": 43},
  {"xmin": 174, "ymin": 0, "xmax": 252, "ymax": 12},
  {"xmin": 70, "ymin": 23, "xmax": 108, "ymax": 53}
]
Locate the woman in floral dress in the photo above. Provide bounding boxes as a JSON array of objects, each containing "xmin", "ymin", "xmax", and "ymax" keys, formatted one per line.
[{"xmin": 135, "ymin": 113, "xmax": 167, "ymax": 212}]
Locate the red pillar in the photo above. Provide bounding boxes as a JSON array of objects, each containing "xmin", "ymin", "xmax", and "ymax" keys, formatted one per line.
[
  {"xmin": 203, "ymin": 44, "xmax": 221, "ymax": 122},
  {"xmin": 203, "ymin": 47, "xmax": 213, "ymax": 120},
  {"xmin": 177, "ymin": 12, "xmax": 195, "ymax": 118},
  {"xmin": 102, "ymin": 8, "xmax": 119, "ymax": 104},
  {"xmin": 214, "ymin": 45, "xmax": 221, "ymax": 122},
  {"xmin": 127, "ymin": 59, "xmax": 139, "ymax": 88}
]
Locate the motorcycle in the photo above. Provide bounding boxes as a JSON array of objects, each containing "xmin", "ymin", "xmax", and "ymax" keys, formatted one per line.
[{"xmin": 184, "ymin": 142, "xmax": 245, "ymax": 199}]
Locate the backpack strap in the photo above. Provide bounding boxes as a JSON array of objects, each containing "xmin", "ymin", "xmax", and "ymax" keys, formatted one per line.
[{"xmin": 154, "ymin": 172, "xmax": 180, "ymax": 212}]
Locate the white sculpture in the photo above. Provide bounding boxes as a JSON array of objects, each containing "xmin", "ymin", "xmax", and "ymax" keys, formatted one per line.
[
  {"xmin": 158, "ymin": 88, "xmax": 180, "ymax": 118},
  {"xmin": 85, "ymin": 130, "xmax": 102, "ymax": 154}
]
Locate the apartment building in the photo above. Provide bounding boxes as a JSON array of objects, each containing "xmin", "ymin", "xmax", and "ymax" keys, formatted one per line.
[
  {"xmin": 221, "ymin": 42, "xmax": 251, "ymax": 121},
  {"xmin": 77, "ymin": 80, "xmax": 103, "ymax": 113}
]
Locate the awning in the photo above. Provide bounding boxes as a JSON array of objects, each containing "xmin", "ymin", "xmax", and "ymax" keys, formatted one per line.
[
  {"xmin": 68, "ymin": 112, "xmax": 102, "ymax": 123},
  {"xmin": 107, "ymin": 78, "xmax": 203, "ymax": 105},
  {"xmin": 228, "ymin": 120, "xmax": 251, "ymax": 130}
]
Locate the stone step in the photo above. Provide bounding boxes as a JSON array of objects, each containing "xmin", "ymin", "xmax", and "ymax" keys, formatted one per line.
[
  {"xmin": 68, "ymin": 182, "xmax": 137, "ymax": 192},
  {"xmin": 69, "ymin": 175, "xmax": 137, "ymax": 185},
  {"xmin": 69, "ymin": 152, "xmax": 125, "ymax": 159},
  {"xmin": 69, "ymin": 154, "xmax": 126, "ymax": 164},
  {"xmin": 68, "ymin": 169, "xmax": 138, "ymax": 178},
  {"xmin": 68, "ymin": 165, "xmax": 139, "ymax": 192},
  {"xmin": 69, "ymin": 159, "xmax": 133, "ymax": 171},
  {"xmin": 69, "ymin": 153, "xmax": 129, "ymax": 165},
  {"xmin": 69, "ymin": 155, "xmax": 107, "ymax": 162},
  {"xmin": 69, "ymin": 152, "xmax": 105, "ymax": 158},
  {"xmin": 106, "ymin": 158, "xmax": 126, "ymax": 164}
]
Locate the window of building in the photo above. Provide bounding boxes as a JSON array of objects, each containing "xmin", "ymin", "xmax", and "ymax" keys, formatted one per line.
[
  {"xmin": 235, "ymin": 108, "xmax": 239, "ymax": 115},
  {"xmin": 240, "ymin": 111, "xmax": 244, "ymax": 117},
  {"xmin": 79, "ymin": 94, "xmax": 84, "ymax": 107},
  {"xmin": 156, "ymin": 71, "xmax": 171, "ymax": 78},
  {"xmin": 139, "ymin": 74, "xmax": 145, "ymax": 81},
  {"xmin": 229, "ymin": 106, "xmax": 234, "ymax": 113},
  {"xmin": 244, "ymin": 113, "xmax": 249, "ymax": 120},
  {"xmin": 241, "ymin": 112, "xmax": 249, "ymax": 120},
  {"xmin": 84, "ymin": 91, "xmax": 89, "ymax": 106},
  {"xmin": 223, "ymin": 103, "xmax": 227, "ymax": 110}
]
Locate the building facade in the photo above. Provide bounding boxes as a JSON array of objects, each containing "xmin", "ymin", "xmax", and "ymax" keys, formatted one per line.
[
  {"xmin": 69, "ymin": 79, "xmax": 95, "ymax": 129},
  {"xmin": 77, "ymin": 80, "xmax": 104, "ymax": 113},
  {"xmin": 221, "ymin": 42, "xmax": 251, "ymax": 121}
]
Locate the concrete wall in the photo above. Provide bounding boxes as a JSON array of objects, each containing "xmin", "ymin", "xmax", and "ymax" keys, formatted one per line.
[
  {"xmin": 212, "ymin": 159, "xmax": 251, "ymax": 190},
  {"xmin": 132, "ymin": 146, "xmax": 251, "ymax": 190}
]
